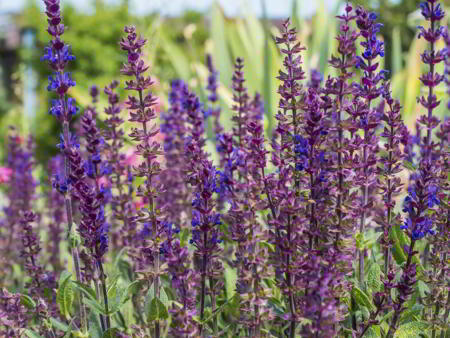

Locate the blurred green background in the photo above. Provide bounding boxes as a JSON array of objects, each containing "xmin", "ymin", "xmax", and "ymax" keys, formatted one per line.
[{"xmin": 0, "ymin": 0, "xmax": 449, "ymax": 166}]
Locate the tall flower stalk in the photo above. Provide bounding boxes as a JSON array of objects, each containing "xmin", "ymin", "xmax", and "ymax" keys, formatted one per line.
[
  {"xmin": 102, "ymin": 81, "xmax": 134, "ymax": 247},
  {"xmin": 40, "ymin": 0, "xmax": 87, "ymax": 331},
  {"xmin": 354, "ymin": 7, "xmax": 385, "ymax": 284},
  {"xmin": 387, "ymin": 160, "xmax": 438, "ymax": 337},
  {"xmin": 327, "ymin": 3, "xmax": 358, "ymax": 248},
  {"xmin": 417, "ymin": 0, "xmax": 445, "ymax": 160},
  {"xmin": 80, "ymin": 107, "xmax": 111, "ymax": 330},
  {"xmin": 120, "ymin": 25, "xmax": 165, "ymax": 337},
  {"xmin": 272, "ymin": 18, "xmax": 309, "ymax": 337},
  {"xmin": 180, "ymin": 86, "xmax": 226, "ymax": 335},
  {"xmin": 416, "ymin": 1, "xmax": 447, "ymax": 337},
  {"xmin": 377, "ymin": 83, "xmax": 407, "ymax": 275}
]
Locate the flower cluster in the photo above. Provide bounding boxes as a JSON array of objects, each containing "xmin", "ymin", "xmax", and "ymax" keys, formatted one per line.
[
  {"xmin": 271, "ymin": 19, "xmax": 310, "ymax": 337},
  {"xmin": 42, "ymin": 0, "xmax": 79, "ymax": 122},
  {"xmin": 0, "ymin": 288, "xmax": 30, "ymax": 337},
  {"xmin": 417, "ymin": 0, "xmax": 446, "ymax": 159},
  {"xmin": 121, "ymin": 25, "xmax": 168, "ymax": 336},
  {"xmin": 65, "ymin": 145, "xmax": 108, "ymax": 259},
  {"xmin": 19, "ymin": 211, "xmax": 57, "ymax": 306},
  {"xmin": 5, "ymin": 1, "xmax": 447, "ymax": 338},
  {"xmin": 375, "ymin": 83, "xmax": 407, "ymax": 272},
  {"xmin": 159, "ymin": 80, "xmax": 190, "ymax": 228}
]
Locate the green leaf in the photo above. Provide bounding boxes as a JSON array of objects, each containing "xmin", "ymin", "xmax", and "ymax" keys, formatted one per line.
[
  {"xmin": 107, "ymin": 274, "xmax": 120, "ymax": 295},
  {"xmin": 102, "ymin": 328, "xmax": 120, "ymax": 338},
  {"xmin": 198, "ymin": 294, "xmax": 237, "ymax": 325},
  {"xmin": 159, "ymin": 31, "xmax": 191, "ymax": 80},
  {"xmin": 367, "ymin": 263, "xmax": 382, "ymax": 293},
  {"xmin": 107, "ymin": 282, "xmax": 131, "ymax": 314},
  {"xmin": 126, "ymin": 280, "xmax": 142, "ymax": 295},
  {"xmin": 224, "ymin": 264, "xmax": 237, "ymax": 300},
  {"xmin": 69, "ymin": 224, "xmax": 81, "ymax": 248},
  {"xmin": 113, "ymin": 247, "xmax": 127, "ymax": 268},
  {"xmin": 84, "ymin": 297, "xmax": 108, "ymax": 315},
  {"xmin": 24, "ymin": 329, "xmax": 44, "ymax": 338},
  {"xmin": 211, "ymin": 3, "xmax": 233, "ymax": 88},
  {"xmin": 361, "ymin": 306, "xmax": 370, "ymax": 321},
  {"xmin": 394, "ymin": 321, "xmax": 429, "ymax": 338},
  {"xmin": 355, "ymin": 231, "xmax": 365, "ymax": 250},
  {"xmin": 160, "ymin": 287, "xmax": 169, "ymax": 308},
  {"xmin": 417, "ymin": 280, "xmax": 429, "ymax": 298},
  {"xmin": 380, "ymin": 310, "xmax": 394, "ymax": 324},
  {"xmin": 59, "ymin": 270, "xmax": 72, "ymax": 287},
  {"xmin": 88, "ymin": 310, "xmax": 103, "ymax": 338},
  {"xmin": 148, "ymin": 297, "xmax": 169, "ymax": 322},
  {"xmin": 403, "ymin": 160, "xmax": 417, "ymax": 171},
  {"xmin": 20, "ymin": 294, "xmax": 36, "ymax": 309},
  {"xmin": 390, "ymin": 225, "xmax": 407, "ymax": 265},
  {"xmin": 399, "ymin": 304, "xmax": 424, "ymax": 325},
  {"xmin": 107, "ymin": 282, "xmax": 118, "ymax": 302},
  {"xmin": 61, "ymin": 325, "xmax": 74, "ymax": 338},
  {"xmin": 363, "ymin": 326, "xmax": 381, "ymax": 338},
  {"xmin": 352, "ymin": 287, "xmax": 375, "ymax": 312},
  {"xmin": 144, "ymin": 282, "xmax": 155, "ymax": 316},
  {"xmin": 49, "ymin": 317, "xmax": 69, "ymax": 332},
  {"xmin": 57, "ymin": 273, "xmax": 74, "ymax": 319},
  {"xmin": 390, "ymin": 225, "xmax": 423, "ymax": 274},
  {"xmin": 392, "ymin": 27, "xmax": 402, "ymax": 75},
  {"xmin": 72, "ymin": 281, "xmax": 97, "ymax": 301}
]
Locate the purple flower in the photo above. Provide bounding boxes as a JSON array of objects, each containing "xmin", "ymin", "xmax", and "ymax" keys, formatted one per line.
[
  {"xmin": 56, "ymin": 132, "xmax": 79, "ymax": 150},
  {"xmin": 47, "ymin": 72, "xmax": 76, "ymax": 95},
  {"xmin": 420, "ymin": 1, "xmax": 445, "ymax": 21}
]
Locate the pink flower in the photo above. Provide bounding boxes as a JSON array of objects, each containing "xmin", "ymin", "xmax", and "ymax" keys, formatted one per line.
[
  {"xmin": 0, "ymin": 167, "xmax": 13, "ymax": 184},
  {"xmin": 98, "ymin": 176, "xmax": 110, "ymax": 188},
  {"xmin": 123, "ymin": 149, "xmax": 139, "ymax": 166}
]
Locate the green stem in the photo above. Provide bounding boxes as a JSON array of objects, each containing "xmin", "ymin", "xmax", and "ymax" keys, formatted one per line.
[
  {"xmin": 209, "ymin": 276, "xmax": 218, "ymax": 336},
  {"xmin": 98, "ymin": 260, "xmax": 111, "ymax": 330},
  {"xmin": 94, "ymin": 279, "xmax": 106, "ymax": 331}
]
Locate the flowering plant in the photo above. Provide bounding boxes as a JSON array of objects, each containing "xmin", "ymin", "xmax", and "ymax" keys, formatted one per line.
[{"xmin": 0, "ymin": 1, "xmax": 448, "ymax": 337}]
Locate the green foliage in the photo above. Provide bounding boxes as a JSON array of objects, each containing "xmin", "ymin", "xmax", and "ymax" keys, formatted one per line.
[
  {"xmin": 399, "ymin": 304, "xmax": 424, "ymax": 325},
  {"xmin": 352, "ymin": 287, "xmax": 375, "ymax": 312},
  {"xmin": 84, "ymin": 297, "xmax": 108, "ymax": 316},
  {"xmin": 224, "ymin": 263, "xmax": 237, "ymax": 300},
  {"xmin": 20, "ymin": 293, "xmax": 37, "ymax": 309},
  {"xmin": 88, "ymin": 311, "xmax": 103, "ymax": 338},
  {"xmin": 148, "ymin": 297, "xmax": 169, "ymax": 321},
  {"xmin": 23, "ymin": 329, "xmax": 44, "ymax": 338},
  {"xmin": 57, "ymin": 273, "xmax": 74, "ymax": 320},
  {"xmin": 363, "ymin": 326, "xmax": 381, "ymax": 338},
  {"xmin": 49, "ymin": 317, "xmax": 70, "ymax": 333},
  {"xmin": 72, "ymin": 281, "xmax": 97, "ymax": 301},
  {"xmin": 102, "ymin": 328, "xmax": 120, "ymax": 338},
  {"xmin": 367, "ymin": 262, "xmax": 383, "ymax": 293},
  {"xmin": 394, "ymin": 321, "xmax": 430, "ymax": 338}
]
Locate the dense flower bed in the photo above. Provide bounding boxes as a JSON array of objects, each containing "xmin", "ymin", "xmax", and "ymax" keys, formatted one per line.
[{"xmin": 0, "ymin": 0, "xmax": 448, "ymax": 337}]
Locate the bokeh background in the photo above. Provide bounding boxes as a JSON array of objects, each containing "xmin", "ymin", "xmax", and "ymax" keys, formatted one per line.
[{"xmin": 0, "ymin": 0, "xmax": 449, "ymax": 167}]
